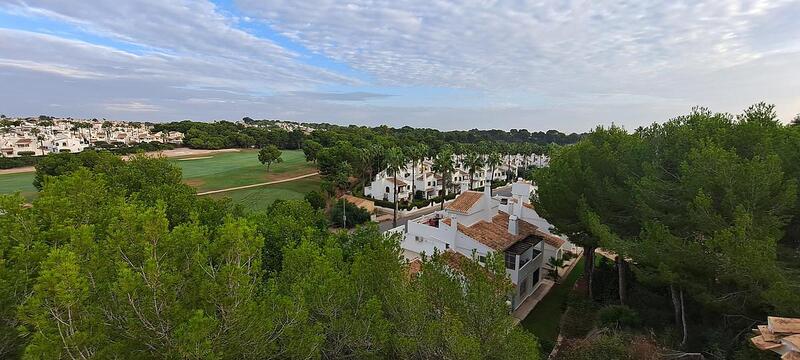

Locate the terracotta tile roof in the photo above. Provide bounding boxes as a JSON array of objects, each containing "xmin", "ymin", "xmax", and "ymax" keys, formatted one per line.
[
  {"xmin": 442, "ymin": 212, "xmax": 565, "ymax": 251},
  {"xmin": 407, "ymin": 258, "xmax": 422, "ymax": 278},
  {"xmin": 340, "ymin": 195, "xmax": 373, "ymax": 210},
  {"xmin": 388, "ymin": 177, "xmax": 408, "ymax": 186},
  {"xmin": 523, "ymin": 202, "xmax": 535, "ymax": 210},
  {"xmin": 751, "ymin": 316, "xmax": 800, "ymax": 358},
  {"xmin": 784, "ymin": 351, "xmax": 800, "ymax": 360},
  {"xmin": 771, "ymin": 316, "xmax": 800, "ymax": 334},
  {"xmin": 15, "ymin": 138, "xmax": 32, "ymax": 144},
  {"xmin": 446, "ymin": 191, "xmax": 484, "ymax": 213}
]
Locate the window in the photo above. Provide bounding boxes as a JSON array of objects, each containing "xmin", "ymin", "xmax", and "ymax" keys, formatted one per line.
[
  {"xmin": 505, "ymin": 253, "xmax": 516, "ymax": 270},
  {"xmin": 519, "ymin": 276, "xmax": 528, "ymax": 296},
  {"xmin": 385, "ymin": 186, "xmax": 390, "ymax": 193},
  {"xmin": 415, "ymin": 236, "xmax": 423, "ymax": 242},
  {"xmin": 427, "ymin": 181, "xmax": 431, "ymax": 186},
  {"xmin": 445, "ymin": 243, "xmax": 450, "ymax": 249},
  {"xmin": 478, "ymin": 255, "xmax": 486, "ymax": 263}
]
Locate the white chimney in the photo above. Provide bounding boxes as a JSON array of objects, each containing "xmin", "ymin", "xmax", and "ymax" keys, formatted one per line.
[
  {"xmin": 450, "ymin": 215, "xmax": 459, "ymax": 243},
  {"xmin": 508, "ymin": 214, "xmax": 518, "ymax": 235}
]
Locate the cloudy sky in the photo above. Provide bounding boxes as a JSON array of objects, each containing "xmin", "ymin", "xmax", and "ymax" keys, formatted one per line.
[{"xmin": 0, "ymin": 0, "xmax": 798, "ymax": 132}]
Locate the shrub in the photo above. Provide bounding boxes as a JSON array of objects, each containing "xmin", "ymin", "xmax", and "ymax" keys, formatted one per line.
[
  {"xmin": 330, "ymin": 200, "xmax": 371, "ymax": 228},
  {"xmin": 555, "ymin": 333, "xmax": 631, "ymax": 360},
  {"xmin": 561, "ymin": 296, "xmax": 597, "ymax": 338},
  {"xmin": 597, "ymin": 305, "xmax": 640, "ymax": 329},
  {"xmin": 0, "ymin": 156, "xmax": 40, "ymax": 169},
  {"xmin": 17, "ymin": 151, "xmax": 36, "ymax": 157},
  {"xmin": 304, "ymin": 191, "xmax": 326, "ymax": 210}
]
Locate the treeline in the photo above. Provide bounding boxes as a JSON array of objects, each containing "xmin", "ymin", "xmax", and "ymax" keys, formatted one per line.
[
  {"xmin": 0, "ymin": 152, "xmax": 540, "ymax": 359},
  {"xmin": 152, "ymin": 120, "xmax": 305, "ymax": 150},
  {"xmin": 535, "ymin": 103, "xmax": 800, "ymax": 357},
  {"xmin": 151, "ymin": 118, "xmax": 582, "ymax": 151},
  {"xmin": 310, "ymin": 123, "xmax": 583, "ymax": 146}
]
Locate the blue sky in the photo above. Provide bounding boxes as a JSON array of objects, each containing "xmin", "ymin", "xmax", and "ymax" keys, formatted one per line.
[{"xmin": 0, "ymin": 0, "xmax": 799, "ymax": 132}]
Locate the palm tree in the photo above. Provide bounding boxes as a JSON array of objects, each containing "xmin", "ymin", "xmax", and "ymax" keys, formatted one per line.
[
  {"xmin": 463, "ymin": 152, "xmax": 483, "ymax": 190},
  {"xmin": 486, "ymin": 151, "xmax": 502, "ymax": 195},
  {"xmin": 432, "ymin": 149, "xmax": 455, "ymax": 210},
  {"xmin": 385, "ymin": 147, "xmax": 406, "ymax": 227}
]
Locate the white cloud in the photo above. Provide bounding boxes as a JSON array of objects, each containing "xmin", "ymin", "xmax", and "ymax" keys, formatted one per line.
[{"xmin": 0, "ymin": 0, "xmax": 798, "ymax": 131}]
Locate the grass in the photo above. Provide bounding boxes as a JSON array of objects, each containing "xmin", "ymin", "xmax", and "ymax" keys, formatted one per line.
[
  {"xmin": 171, "ymin": 149, "xmax": 315, "ymax": 193},
  {"xmin": 206, "ymin": 176, "xmax": 322, "ymax": 212},
  {"xmin": 0, "ymin": 149, "xmax": 319, "ymax": 207},
  {"xmin": 520, "ymin": 257, "xmax": 586, "ymax": 354},
  {"xmin": 0, "ymin": 172, "xmax": 37, "ymax": 201}
]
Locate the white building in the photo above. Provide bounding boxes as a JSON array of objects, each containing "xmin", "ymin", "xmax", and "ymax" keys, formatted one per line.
[
  {"xmin": 0, "ymin": 117, "xmax": 183, "ymax": 157},
  {"xmin": 401, "ymin": 180, "xmax": 571, "ymax": 310}
]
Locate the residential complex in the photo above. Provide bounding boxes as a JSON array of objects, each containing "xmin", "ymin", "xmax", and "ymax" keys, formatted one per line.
[
  {"xmin": 0, "ymin": 117, "xmax": 183, "ymax": 157},
  {"xmin": 400, "ymin": 179, "xmax": 575, "ymax": 310},
  {"xmin": 364, "ymin": 152, "xmax": 549, "ymax": 202}
]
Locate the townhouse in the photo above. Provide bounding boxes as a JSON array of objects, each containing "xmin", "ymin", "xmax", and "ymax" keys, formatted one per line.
[{"xmin": 400, "ymin": 180, "xmax": 572, "ymax": 310}]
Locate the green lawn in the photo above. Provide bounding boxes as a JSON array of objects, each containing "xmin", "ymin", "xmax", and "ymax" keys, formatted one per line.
[
  {"xmin": 206, "ymin": 176, "xmax": 322, "ymax": 212},
  {"xmin": 0, "ymin": 149, "xmax": 318, "ymax": 207},
  {"xmin": 520, "ymin": 257, "xmax": 586, "ymax": 354},
  {"xmin": 171, "ymin": 149, "xmax": 315, "ymax": 193},
  {"xmin": 0, "ymin": 172, "xmax": 37, "ymax": 201}
]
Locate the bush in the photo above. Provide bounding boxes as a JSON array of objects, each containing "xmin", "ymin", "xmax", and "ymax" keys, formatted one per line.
[
  {"xmin": 0, "ymin": 156, "xmax": 40, "ymax": 169},
  {"xmin": 561, "ymin": 294, "xmax": 598, "ymax": 338},
  {"xmin": 304, "ymin": 190, "xmax": 326, "ymax": 210},
  {"xmin": 373, "ymin": 198, "xmax": 395, "ymax": 209},
  {"xmin": 555, "ymin": 333, "xmax": 629, "ymax": 360},
  {"xmin": 330, "ymin": 200, "xmax": 371, "ymax": 228},
  {"xmin": 17, "ymin": 151, "xmax": 36, "ymax": 157},
  {"xmin": 597, "ymin": 305, "xmax": 640, "ymax": 329}
]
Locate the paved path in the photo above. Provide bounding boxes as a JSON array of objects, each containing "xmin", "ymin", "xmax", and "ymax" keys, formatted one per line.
[
  {"xmin": 511, "ymin": 249, "xmax": 585, "ymax": 324},
  {"xmin": 196, "ymin": 172, "xmax": 319, "ymax": 195}
]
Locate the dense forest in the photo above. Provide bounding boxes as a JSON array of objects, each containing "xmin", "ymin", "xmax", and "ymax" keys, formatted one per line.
[
  {"xmin": 536, "ymin": 103, "xmax": 800, "ymax": 359},
  {"xmin": 152, "ymin": 119, "xmax": 583, "ymax": 151}
]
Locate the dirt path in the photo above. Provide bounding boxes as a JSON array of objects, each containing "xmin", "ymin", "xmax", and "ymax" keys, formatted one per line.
[
  {"xmin": 197, "ymin": 172, "xmax": 320, "ymax": 196},
  {"xmin": 0, "ymin": 148, "xmax": 241, "ymax": 175}
]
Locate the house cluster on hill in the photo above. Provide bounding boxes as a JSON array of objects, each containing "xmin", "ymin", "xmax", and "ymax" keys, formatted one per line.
[
  {"xmin": 364, "ymin": 152, "xmax": 548, "ymax": 202},
  {"xmin": 0, "ymin": 117, "xmax": 183, "ymax": 157},
  {"xmin": 402, "ymin": 180, "xmax": 575, "ymax": 310}
]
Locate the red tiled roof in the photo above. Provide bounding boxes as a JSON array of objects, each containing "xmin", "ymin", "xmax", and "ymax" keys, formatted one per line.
[
  {"xmin": 446, "ymin": 191, "xmax": 484, "ymax": 213},
  {"xmin": 442, "ymin": 212, "xmax": 565, "ymax": 251},
  {"xmin": 388, "ymin": 177, "xmax": 408, "ymax": 186}
]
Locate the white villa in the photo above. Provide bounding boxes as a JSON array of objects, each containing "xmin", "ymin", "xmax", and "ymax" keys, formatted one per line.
[
  {"xmin": 0, "ymin": 117, "xmax": 183, "ymax": 157},
  {"xmin": 400, "ymin": 179, "xmax": 574, "ymax": 310},
  {"xmin": 364, "ymin": 152, "xmax": 549, "ymax": 202}
]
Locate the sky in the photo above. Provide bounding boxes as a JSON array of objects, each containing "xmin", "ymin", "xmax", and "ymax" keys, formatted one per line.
[{"xmin": 0, "ymin": 0, "xmax": 799, "ymax": 132}]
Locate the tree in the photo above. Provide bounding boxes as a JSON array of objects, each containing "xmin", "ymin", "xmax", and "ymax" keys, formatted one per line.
[
  {"xmin": 302, "ymin": 140, "xmax": 322, "ymax": 162},
  {"xmin": 464, "ymin": 152, "xmax": 483, "ymax": 190},
  {"xmin": 432, "ymin": 148, "xmax": 456, "ymax": 209},
  {"xmin": 258, "ymin": 145, "xmax": 282, "ymax": 171},
  {"xmin": 1, "ymin": 153, "xmax": 542, "ymax": 358},
  {"xmin": 486, "ymin": 151, "xmax": 503, "ymax": 195},
  {"xmin": 304, "ymin": 190, "xmax": 326, "ymax": 210},
  {"xmin": 385, "ymin": 147, "xmax": 406, "ymax": 227}
]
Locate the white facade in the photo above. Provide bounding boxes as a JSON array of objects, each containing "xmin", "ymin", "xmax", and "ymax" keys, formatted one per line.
[
  {"xmin": 0, "ymin": 117, "xmax": 183, "ymax": 157},
  {"xmin": 400, "ymin": 180, "xmax": 569, "ymax": 310}
]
